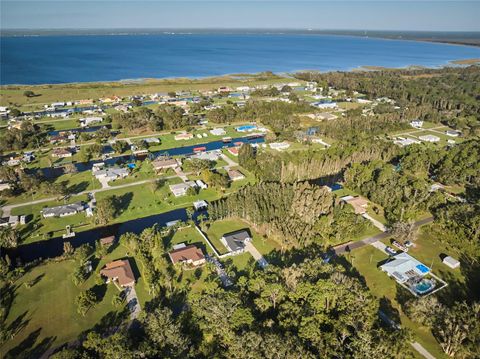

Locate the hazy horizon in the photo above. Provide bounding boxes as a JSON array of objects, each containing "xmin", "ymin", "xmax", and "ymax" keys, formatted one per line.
[{"xmin": 2, "ymin": 1, "xmax": 480, "ymax": 31}]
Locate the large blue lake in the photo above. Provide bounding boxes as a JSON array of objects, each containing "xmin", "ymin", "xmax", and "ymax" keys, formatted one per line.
[{"xmin": 2, "ymin": 34, "xmax": 480, "ymax": 84}]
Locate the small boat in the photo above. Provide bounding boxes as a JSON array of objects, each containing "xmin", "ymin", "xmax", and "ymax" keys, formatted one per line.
[
  {"xmin": 222, "ymin": 137, "xmax": 232, "ymax": 143},
  {"xmin": 193, "ymin": 146, "xmax": 206, "ymax": 152},
  {"xmin": 234, "ymin": 141, "xmax": 243, "ymax": 147}
]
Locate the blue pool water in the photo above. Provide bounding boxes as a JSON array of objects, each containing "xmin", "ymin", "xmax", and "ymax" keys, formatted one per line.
[
  {"xmin": 237, "ymin": 125, "xmax": 257, "ymax": 132},
  {"xmin": 414, "ymin": 279, "xmax": 434, "ymax": 294},
  {"xmin": 416, "ymin": 264, "xmax": 430, "ymax": 274},
  {"xmin": 2, "ymin": 34, "xmax": 480, "ymax": 84}
]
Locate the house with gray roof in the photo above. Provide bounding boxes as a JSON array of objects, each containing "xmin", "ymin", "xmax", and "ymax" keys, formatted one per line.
[
  {"xmin": 221, "ymin": 229, "xmax": 252, "ymax": 254},
  {"xmin": 92, "ymin": 167, "xmax": 129, "ymax": 181},
  {"xmin": 41, "ymin": 202, "xmax": 85, "ymax": 218}
]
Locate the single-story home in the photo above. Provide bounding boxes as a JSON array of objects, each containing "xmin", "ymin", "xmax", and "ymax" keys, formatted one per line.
[
  {"xmin": 380, "ymin": 252, "xmax": 430, "ymax": 284},
  {"xmin": 410, "ymin": 120, "xmax": 423, "ymax": 128},
  {"xmin": 312, "ymin": 101, "xmax": 337, "ymax": 109},
  {"xmin": 41, "ymin": 202, "xmax": 85, "ymax": 218},
  {"xmin": 52, "ymin": 148, "xmax": 73, "ymax": 158},
  {"xmin": 0, "ymin": 182, "xmax": 12, "ymax": 192},
  {"xmin": 169, "ymin": 244, "xmax": 206, "ymax": 267},
  {"xmin": 419, "ymin": 135, "xmax": 440, "ymax": 143},
  {"xmin": 100, "ymin": 259, "xmax": 135, "ymax": 287},
  {"xmin": 442, "ymin": 256, "xmax": 460, "ymax": 269},
  {"xmin": 151, "ymin": 157, "xmax": 179, "ymax": 171},
  {"xmin": 93, "ymin": 167, "xmax": 129, "ymax": 181},
  {"xmin": 169, "ymin": 181, "xmax": 197, "ymax": 197},
  {"xmin": 193, "ymin": 200, "xmax": 208, "ymax": 210},
  {"xmin": 195, "ymin": 179, "xmax": 208, "ymax": 189},
  {"xmin": 174, "ymin": 132, "xmax": 194, "ymax": 141},
  {"xmin": 49, "ymin": 135, "xmax": 68, "ymax": 144},
  {"xmin": 316, "ymin": 112, "xmax": 338, "ymax": 121},
  {"xmin": 210, "ymin": 128, "xmax": 226, "ymax": 136},
  {"xmin": 269, "ymin": 142, "xmax": 290, "ymax": 151},
  {"xmin": 0, "ymin": 216, "xmax": 19, "ymax": 228},
  {"xmin": 341, "ymin": 195, "xmax": 369, "ymax": 214},
  {"xmin": 80, "ymin": 116, "xmax": 103, "ymax": 127},
  {"xmin": 227, "ymin": 169, "xmax": 245, "ymax": 181},
  {"xmin": 445, "ymin": 130, "xmax": 460, "ymax": 137},
  {"xmin": 221, "ymin": 230, "xmax": 252, "ymax": 254},
  {"xmin": 228, "ymin": 147, "xmax": 239, "ymax": 156},
  {"xmin": 394, "ymin": 137, "xmax": 421, "ymax": 147},
  {"xmin": 143, "ymin": 137, "xmax": 161, "ymax": 144}
]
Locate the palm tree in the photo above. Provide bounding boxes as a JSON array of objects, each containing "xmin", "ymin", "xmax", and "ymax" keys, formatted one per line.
[{"xmin": 0, "ymin": 227, "xmax": 19, "ymax": 249}]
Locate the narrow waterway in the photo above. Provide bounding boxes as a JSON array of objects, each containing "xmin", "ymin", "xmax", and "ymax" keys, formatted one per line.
[
  {"xmin": 37, "ymin": 135, "xmax": 265, "ymax": 179},
  {"xmin": 11, "ymin": 207, "xmax": 205, "ymax": 263}
]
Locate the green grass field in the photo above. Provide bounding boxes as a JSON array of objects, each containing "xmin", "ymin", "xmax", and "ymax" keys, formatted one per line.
[
  {"xmin": 346, "ymin": 224, "xmax": 469, "ymax": 359},
  {"xmin": 0, "ymin": 242, "xmax": 151, "ymax": 357}
]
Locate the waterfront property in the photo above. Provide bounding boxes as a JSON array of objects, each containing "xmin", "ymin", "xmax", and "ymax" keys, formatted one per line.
[
  {"xmin": 51, "ymin": 148, "xmax": 73, "ymax": 158},
  {"xmin": 221, "ymin": 229, "xmax": 251, "ymax": 254},
  {"xmin": 92, "ymin": 167, "xmax": 129, "ymax": 181},
  {"xmin": 174, "ymin": 132, "xmax": 194, "ymax": 141},
  {"xmin": 168, "ymin": 244, "xmax": 206, "ymax": 267},
  {"xmin": 169, "ymin": 181, "xmax": 197, "ymax": 197},
  {"xmin": 100, "ymin": 259, "xmax": 136, "ymax": 287},
  {"xmin": 41, "ymin": 202, "xmax": 85, "ymax": 218},
  {"xmin": 151, "ymin": 157, "xmax": 180, "ymax": 171},
  {"xmin": 227, "ymin": 169, "xmax": 245, "ymax": 181}
]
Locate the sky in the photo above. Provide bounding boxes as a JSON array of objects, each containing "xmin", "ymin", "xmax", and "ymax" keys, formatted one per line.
[{"xmin": 1, "ymin": 1, "xmax": 480, "ymax": 31}]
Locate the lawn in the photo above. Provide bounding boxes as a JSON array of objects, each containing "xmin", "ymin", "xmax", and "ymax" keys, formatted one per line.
[
  {"xmin": 169, "ymin": 225, "xmax": 215, "ymax": 256},
  {"xmin": 206, "ymin": 217, "xmax": 280, "ymax": 258},
  {"xmin": 0, "ymin": 241, "xmax": 151, "ymax": 357},
  {"xmin": 346, "ymin": 245, "xmax": 448, "ymax": 359}
]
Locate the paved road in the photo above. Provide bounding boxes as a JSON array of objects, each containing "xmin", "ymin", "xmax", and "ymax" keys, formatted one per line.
[
  {"xmin": 1, "ymin": 174, "xmax": 181, "ymax": 217},
  {"xmin": 332, "ymin": 216, "xmax": 433, "ymax": 255}
]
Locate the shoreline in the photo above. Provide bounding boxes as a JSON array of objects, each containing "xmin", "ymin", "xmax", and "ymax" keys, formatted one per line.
[{"xmin": 1, "ymin": 58, "xmax": 479, "ymax": 88}]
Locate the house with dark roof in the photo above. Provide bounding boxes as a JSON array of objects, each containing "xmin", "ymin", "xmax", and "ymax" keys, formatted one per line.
[
  {"xmin": 41, "ymin": 202, "xmax": 85, "ymax": 218},
  {"xmin": 100, "ymin": 259, "xmax": 135, "ymax": 287},
  {"xmin": 169, "ymin": 244, "xmax": 206, "ymax": 267},
  {"xmin": 221, "ymin": 229, "xmax": 252, "ymax": 254}
]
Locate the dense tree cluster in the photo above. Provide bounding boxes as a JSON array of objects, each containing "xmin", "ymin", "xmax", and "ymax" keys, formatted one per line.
[
  {"xmin": 296, "ymin": 66, "xmax": 480, "ymax": 118},
  {"xmin": 111, "ymin": 105, "xmax": 196, "ymax": 132},
  {"xmin": 0, "ymin": 121, "xmax": 45, "ymax": 151},
  {"xmin": 210, "ymin": 181, "xmax": 371, "ymax": 248}
]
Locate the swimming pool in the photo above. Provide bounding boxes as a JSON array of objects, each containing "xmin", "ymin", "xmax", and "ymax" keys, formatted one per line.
[
  {"xmin": 236, "ymin": 125, "xmax": 257, "ymax": 132},
  {"xmin": 414, "ymin": 279, "xmax": 435, "ymax": 294}
]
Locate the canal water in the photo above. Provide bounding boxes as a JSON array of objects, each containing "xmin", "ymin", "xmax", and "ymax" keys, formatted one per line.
[
  {"xmin": 12, "ymin": 207, "xmax": 203, "ymax": 263},
  {"xmin": 38, "ymin": 135, "xmax": 265, "ymax": 179}
]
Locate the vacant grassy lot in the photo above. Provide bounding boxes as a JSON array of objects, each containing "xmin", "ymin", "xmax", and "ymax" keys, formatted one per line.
[{"xmin": 0, "ymin": 242, "xmax": 150, "ymax": 358}]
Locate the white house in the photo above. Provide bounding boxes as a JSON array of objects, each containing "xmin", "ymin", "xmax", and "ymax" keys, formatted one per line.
[
  {"xmin": 419, "ymin": 135, "xmax": 440, "ymax": 143},
  {"xmin": 410, "ymin": 120, "xmax": 424, "ymax": 128},
  {"xmin": 169, "ymin": 181, "xmax": 197, "ymax": 197},
  {"xmin": 312, "ymin": 102, "xmax": 337, "ymax": 109},
  {"xmin": 269, "ymin": 142, "xmax": 290, "ymax": 151},
  {"xmin": 80, "ymin": 117, "xmax": 103, "ymax": 127},
  {"xmin": 195, "ymin": 180, "xmax": 208, "ymax": 189},
  {"xmin": 93, "ymin": 167, "xmax": 129, "ymax": 181},
  {"xmin": 210, "ymin": 128, "xmax": 226, "ymax": 136},
  {"xmin": 380, "ymin": 252, "xmax": 430, "ymax": 284}
]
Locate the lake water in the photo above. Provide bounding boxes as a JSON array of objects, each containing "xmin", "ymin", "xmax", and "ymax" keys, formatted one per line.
[{"xmin": 2, "ymin": 34, "xmax": 480, "ymax": 84}]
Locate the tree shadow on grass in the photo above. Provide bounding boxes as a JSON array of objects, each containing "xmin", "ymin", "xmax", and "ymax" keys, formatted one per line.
[
  {"xmin": 113, "ymin": 192, "xmax": 134, "ymax": 215},
  {"xmin": 5, "ymin": 328, "xmax": 56, "ymax": 359},
  {"xmin": 91, "ymin": 283, "xmax": 108, "ymax": 303},
  {"xmin": 68, "ymin": 181, "xmax": 90, "ymax": 195},
  {"xmin": 6, "ymin": 311, "xmax": 30, "ymax": 338},
  {"xmin": 29, "ymin": 273, "xmax": 45, "ymax": 288}
]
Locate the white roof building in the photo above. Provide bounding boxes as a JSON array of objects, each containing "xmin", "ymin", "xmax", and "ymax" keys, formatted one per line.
[
  {"xmin": 210, "ymin": 128, "xmax": 226, "ymax": 136},
  {"xmin": 380, "ymin": 252, "xmax": 430, "ymax": 284},
  {"xmin": 442, "ymin": 256, "xmax": 460, "ymax": 269},
  {"xmin": 419, "ymin": 135, "xmax": 440, "ymax": 143},
  {"xmin": 410, "ymin": 120, "xmax": 423, "ymax": 128},
  {"xmin": 169, "ymin": 181, "xmax": 197, "ymax": 197}
]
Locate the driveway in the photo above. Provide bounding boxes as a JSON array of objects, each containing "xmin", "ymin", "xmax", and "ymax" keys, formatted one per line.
[
  {"xmin": 124, "ymin": 286, "xmax": 141, "ymax": 320},
  {"xmin": 362, "ymin": 213, "xmax": 387, "ymax": 232},
  {"xmin": 206, "ymin": 255, "xmax": 233, "ymax": 287},
  {"xmin": 245, "ymin": 241, "xmax": 268, "ymax": 269}
]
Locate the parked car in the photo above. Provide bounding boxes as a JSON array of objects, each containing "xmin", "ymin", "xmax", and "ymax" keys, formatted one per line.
[
  {"xmin": 404, "ymin": 241, "xmax": 413, "ymax": 248},
  {"xmin": 385, "ymin": 246, "xmax": 397, "ymax": 256}
]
